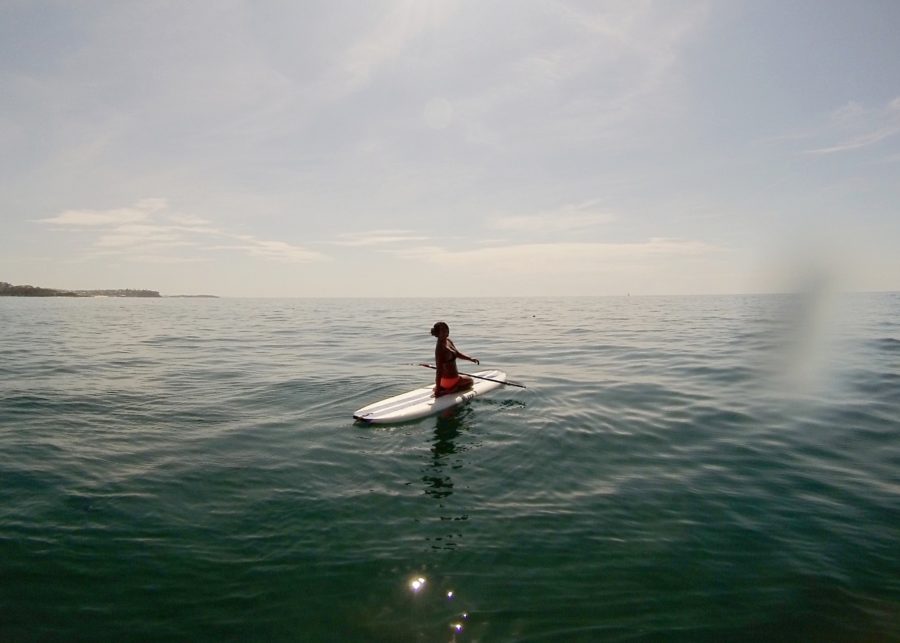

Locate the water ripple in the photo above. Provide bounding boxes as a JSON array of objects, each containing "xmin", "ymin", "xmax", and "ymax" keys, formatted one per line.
[{"xmin": 1, "ymin": 295, "xmax": 898, "ymax": 641}]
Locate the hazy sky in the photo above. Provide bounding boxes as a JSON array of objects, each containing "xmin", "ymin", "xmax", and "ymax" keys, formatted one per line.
[{"xmin": 2, "ymin": 0, "xmax": 898, "ymax": 296}]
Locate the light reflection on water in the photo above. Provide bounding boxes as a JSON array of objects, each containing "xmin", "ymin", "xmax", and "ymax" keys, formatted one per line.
[
  {"xmin": 404, "ymin": 571, "xmax": 472, "ymax": 641},
  {"xmin": 405, "ymin": 409, "xmax": 482, "ymax": 639}
]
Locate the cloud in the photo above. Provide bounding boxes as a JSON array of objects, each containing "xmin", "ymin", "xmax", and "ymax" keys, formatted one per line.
[
  {"xmin": 37, "ymin": 198, "xmax": 167, "ymax": 226},
  {"xmin": 333, "ymin": 230, "xmax": 431, "ymax": 247},
  {"xmin": 124, "ymin": 254, "xmax": 210, "ymax": 264},
  {"xmin": 806, "ymin": 127, "xmax": 900, "ymax": 155},
  {"xmin": 340, "ymin": 1, "xmax": 456, "ymax": 92},
  {"xmin": 38, "ymin": 199, "xmax": 326, "ymax": 264},
  {"xmin": 803, "ymin": 97, "xmax": 900, "ymax": 155},
  {"xmin": 394, "ymin": 237, "xmax": 720, "ymax": 274},
  {"xmin": 95, "ymin": 225, "xmax": 191, "ymax": 248},
  {"xmin": 450, "ymin": 3, "xmax": 710, "ymax": 149},
  {"xmin": 166, "ymin": 213, "xmax": 211, "ymax": 226},
  {"xmin": 209, "ymin": 239, "xmax": 325, "ymax": 263},
  {"xmin": 489, "ymin": 200, "xmax": 616, "ymax": 233}
]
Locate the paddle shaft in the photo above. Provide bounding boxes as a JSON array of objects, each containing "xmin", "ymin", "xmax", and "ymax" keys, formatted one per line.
[{"xmin": 416, "ymin": 363, "xmax": 527, "ymax": 389}]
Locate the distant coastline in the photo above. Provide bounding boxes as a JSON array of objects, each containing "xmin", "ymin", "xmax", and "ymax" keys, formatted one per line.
[{"xmin": 0, "ymin": 282, "xmax": 217, "ymax": 298}]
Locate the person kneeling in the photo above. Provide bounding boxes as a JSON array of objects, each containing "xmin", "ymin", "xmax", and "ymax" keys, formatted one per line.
[{"xmin": 430, "ymin": 321, "xmax": 479, "ymax": 398}]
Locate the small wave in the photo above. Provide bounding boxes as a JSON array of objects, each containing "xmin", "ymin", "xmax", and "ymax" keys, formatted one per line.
[{"xmin": 868, "ymin": 336, "xmax": 900, "ymax": 352}]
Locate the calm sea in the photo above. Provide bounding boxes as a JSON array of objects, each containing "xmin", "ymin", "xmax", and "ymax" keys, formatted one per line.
[{"xmin": 1, "ymin": 295, "xmax": 898, "ymax": 642}]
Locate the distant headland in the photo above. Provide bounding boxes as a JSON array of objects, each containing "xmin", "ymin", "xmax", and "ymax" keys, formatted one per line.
[{"xmin": 0, "ymin": 282, "xmax": 217, "ymax": 298}]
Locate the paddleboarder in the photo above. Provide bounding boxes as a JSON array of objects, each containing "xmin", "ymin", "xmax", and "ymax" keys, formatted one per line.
[{"xmin": 431, "ymin": 321, "xmax": 480, "ymax": 397}]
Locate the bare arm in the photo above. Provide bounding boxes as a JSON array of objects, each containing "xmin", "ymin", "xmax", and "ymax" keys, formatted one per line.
[{"xmin": 447, "ymin": 339, "xmax": 480, "ymax": 365}]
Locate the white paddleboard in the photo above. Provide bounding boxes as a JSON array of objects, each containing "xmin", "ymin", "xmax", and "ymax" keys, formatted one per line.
[{"xmin": 353, "ymin": 370, "xmax": 507, "ymax": 424}]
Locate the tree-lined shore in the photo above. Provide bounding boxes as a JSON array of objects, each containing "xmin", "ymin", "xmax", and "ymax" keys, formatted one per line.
[{"xmin": 1, "ymin": 282, "xmax": 161, "ymax": 297}]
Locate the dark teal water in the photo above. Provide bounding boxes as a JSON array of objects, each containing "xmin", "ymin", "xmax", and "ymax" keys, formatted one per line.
[{"xmin": 1, "ymin": 295, "xmax": 898, "ymax": 642}]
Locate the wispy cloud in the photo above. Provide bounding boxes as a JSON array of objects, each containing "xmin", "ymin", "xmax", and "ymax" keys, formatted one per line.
[
  {"xmin": 38, "ymin": 198, "xmax": 166, "ymax": 226},
  {"xmin": 94, "ymin": 223, "xmax": 191, "ymax": 248},
  {"xmin": 210, "ymin": 238, "xmax": 325, "ymax": 263},
  {"xmin": 803, "ymin": 97, "xmax": 900, "ymax": 155},
  {"xmin": 452, "ymin": 3, "xmax": 710, "ymax": 149},
  {"xmin": 805, "ymin": 127, "xmax": 900, "ymax": 155},
  {"xmin": 37, "ymin": 199, "xmax": 327, "ymax": 264},
  {"xmin": 394, "ymin": 237, "xmax": 720, "ymax": 273},
  {"xmin": 167, "ymin": 213, "xmax": 212, "ymax": 226},
  {"xmin": 333, "ymin": 230, "xmax": 431, "ymax": 247},
  {"xmin": 489, "ymin": 200, "xmax": 616, "ymax": 233},
  {"xmin": 124, "ymin": 254, "xmax": 210, "ymax": 265},
  {"xmin": 340, "ymin": 2, "xmax": 455, "ymax": 91}
]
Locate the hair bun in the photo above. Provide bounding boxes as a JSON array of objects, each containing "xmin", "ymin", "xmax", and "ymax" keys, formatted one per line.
[{"xmin": 430, "ymin": 321, "xmax": 448, "ymax": 337}]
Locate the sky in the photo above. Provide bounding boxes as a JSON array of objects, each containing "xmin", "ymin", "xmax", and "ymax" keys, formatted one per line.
[{"xmin": 1, "ymin": 0, "xmax": 899, "ymax": 297}]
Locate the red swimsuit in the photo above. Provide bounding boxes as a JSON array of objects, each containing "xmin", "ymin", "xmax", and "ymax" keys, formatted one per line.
[{"xmin": 440, "ymin": 375, "xmax": 461, "ymax": 389}]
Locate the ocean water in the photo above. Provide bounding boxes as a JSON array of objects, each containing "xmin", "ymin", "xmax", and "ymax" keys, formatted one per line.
[{"xmin": 1, "ymin": 294, "xmax": 898, "ymax": 642}]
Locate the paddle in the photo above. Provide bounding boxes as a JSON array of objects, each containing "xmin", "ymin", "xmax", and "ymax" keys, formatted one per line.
[{"xmin": 414, "ymin": 363, "xmax": 527, "ymax": 389}]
